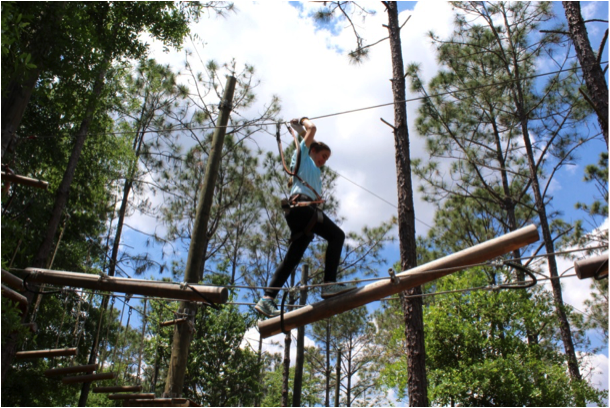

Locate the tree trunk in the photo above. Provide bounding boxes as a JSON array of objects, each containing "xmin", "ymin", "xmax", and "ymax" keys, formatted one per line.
[
  {"xmin": 384, "ymin": 2, "xmax": 428, "ymax": 406},
  {"xmin": 483, "ymin": 5, "xmax": 584, "ymax": 401},
  {"xmin": 32, "ymin": 59, "xmax": 109, "ymax": 269},
  {"xmin": 325, "ymin": 321, "xmax": 331, "ymax": 407},
  {"xmin": 563, "ymin": 1, "xmax": 608, "ymax": 146},
  {"xmin": 163, "ymin": 76, "xmax": 236, "ymax": 398},
  {"xmin": 1, "ymin": 2, "xmax": 67, "ymax": 160},
  {"xmin": 293, "ymin": 265, "xmax": 309, "ymax": 408},
  {"xmin": 281, "ymin": 271, "xmax": 296, "ymax": 407},
  {"xmin": 1, "ymin": 59, "xmax": 109, "ymax": 388}
]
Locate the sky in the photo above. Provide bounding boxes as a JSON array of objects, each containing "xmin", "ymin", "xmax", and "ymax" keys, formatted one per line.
[{"xmin": 119, "ymin": 1, "xmax": 609, "ymax": 402}]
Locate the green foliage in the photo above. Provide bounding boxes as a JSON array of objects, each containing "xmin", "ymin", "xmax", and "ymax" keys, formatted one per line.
[{"xmin": 1, "ymin": 297, "xmax": 29, "ymax": 348}]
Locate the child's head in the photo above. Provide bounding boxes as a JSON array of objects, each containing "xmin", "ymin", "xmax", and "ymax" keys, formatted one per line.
[{"xmin": 310, "ymin": 141, "xmax": 331, "ymax": 167}]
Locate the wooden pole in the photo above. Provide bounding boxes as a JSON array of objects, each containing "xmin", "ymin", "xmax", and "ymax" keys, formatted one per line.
[
  {"xmin": 259, "ymin": 224, "xmax": 539, "ymax": 338},
  {"xmin": 334, "ymin": 348, "xmax": 341, "ymax": 407},
  {"xmin": 164, "ymin": 75, "xmax": 237, "ymax": 398},
  {"xmin": 292, "ymin": 265, "xmax": 309, "ymax": 408},
  {"xmin": 45, "ymin": 364, "xmax": 98, "ymax": 377},
  {"xmin": 2, "ymin": 284, "xmax": 28, "ymax": 309},
  {"xmin": 93, "ymin": 386, "xmax": 143, "ymax": 393},
  {"xmin": 15, "ymin": 348, "xmax": 77, "ymax": 359},
  {"xmin": 1, "ymin": 171, "xmax": 49, "ymax": 189},
  {"xmin": 574, "ymin": 254, "xmax": 608, "ymax": 280},
  {"xmin": 123, "ymin": 398, "xmax": 198, "ymax": 407},
  {"xmin": 2, "ymin": 269, "xmax": 24, "ymax": 291},
  {"xmin": 62, "ymin": 372, "xmax": 116, "ymax": 384},
  {"xmin": 23, "ymin": 268, "xmax": 228, "ymax": 304},
  {"xmin": 160, "ymin": 318, "xmax": 188, "ymax": 327},
  {"xmin": 108, "ymin": 393, "xmax": 155, "ymax": 400}
]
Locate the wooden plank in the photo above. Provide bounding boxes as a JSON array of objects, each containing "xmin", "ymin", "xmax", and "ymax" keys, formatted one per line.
[
  {"xmin": 61, "ymin": 372, "xmax": 115, "ymax": 384},
  {"xmin": 107, "ymin": 393, "xmax": 155, "ymax": 400},
  {"xmin": 160, "ymin": 318, "xmax": 187, "ymax": 327},
  {"xmin": 1, "ymin": 284, "xmax": 28, "ymax": 309},
  {"xmin": 93, "ymin": 385, "xmax": 143, "ymax": 393},
  {"xmin": 23, "ymin": 268, "xmax": 228, "ymax": 304},
  {"xmin": 1, "ymin": 171, "xmax": 49, "ymax": 189},
  {"xmin": 259, "ymin": 224, "xmax": 540, "ymax": 338},
  {"xmin": 44, "ymin": 364, "xmax": 98, "ymax": 377},
  {"xmin": 16, "ymin": 348, "xmax": 77, "ymax": 360},
  {"xmin": 122, "ymin": 398, "xmax": 199, "ymax": 407},
  {"xmin": 575, "ymin": 254, "xmax": 608, "ymax": 280},
  {"xmin": 2, "ymin": 269, "xmax": 24, "ymax": 291}
]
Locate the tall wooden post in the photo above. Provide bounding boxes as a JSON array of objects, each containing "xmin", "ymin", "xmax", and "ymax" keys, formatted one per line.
[
  {"xmin": 163, "ymin": 76, "xmax": 236, "ymax": 397},
  {"xmin": 334, "ymin": 348, "xmax": 341, "ymax": 407},
  {"xmin": 282, "ymin": 270, "xmax": 297, "ymax": 407},
  {"xmin": 292, "ymin": 265, "xmax": 309, "ymax": 407}
]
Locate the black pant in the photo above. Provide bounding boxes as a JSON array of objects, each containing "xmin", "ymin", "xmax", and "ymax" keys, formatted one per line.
[{"xmin": 265, "ymin": 205, "xmax": 345, "ymax": 299}]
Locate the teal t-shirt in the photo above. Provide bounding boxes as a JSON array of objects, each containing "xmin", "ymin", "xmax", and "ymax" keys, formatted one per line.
[{"xmin": 290, "ymin": 140, "xmax": 322, "ymax": 199}]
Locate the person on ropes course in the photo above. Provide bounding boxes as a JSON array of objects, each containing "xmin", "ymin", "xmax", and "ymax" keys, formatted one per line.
[{"xmin": 255, "ymin": 117, "xmax": 356, "ymax": 318}]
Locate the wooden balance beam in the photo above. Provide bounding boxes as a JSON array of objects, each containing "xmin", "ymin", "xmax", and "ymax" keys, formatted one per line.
[
  {"xmin": 2, "ymin": 284, "xmax": 28, "ymax": 310},
  {"xmin": 22, "ymin": 268, "xmax": 228, "ymax": 304},
  {"xmin": 259, "ymin": 224, "xmax": 540, "ymax": 338},
  {"xmin": 93, "ymin": 385, "xmax": 143, "ymax": 393},
  {"xmin": 160, "ymin": 318, "xmax": 188, "ymax": 327},
  {"xmin": 574, "ymin": 254, "xmax": 608, "ymax": 280},
  {"xmin": 15, "ymin": 348, "xmax": 77, "ymax": 360},
  {"xmin": 123, "ymin": 398, "xmax": 200, "ymax": 407},
  {"xmin": 61, "ymin": 372, "xmax": 116, "ymax": 384},
  {"xmin": 2, "ymin": 269, "xmax": 24, "ymax": 291},
  {"xmin": 107, "ymin": 393, "xmax": 155, "ymax": 400},
  {"xmin": 1, "ymin": 171, "xmax": 49, "ymax": 189},
  {"xmin": 44, "ymin": 364, "xmax": 98, "ymax": 377}
]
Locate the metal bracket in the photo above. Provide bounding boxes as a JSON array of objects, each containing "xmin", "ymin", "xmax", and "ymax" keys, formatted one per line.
[
  {"xmin": 388, "ymin": 268, "xmax": 400, "ymax": 285},
  {"xmin": 218, "ymin": 99, "xmax": 233, "ymax": 111}
]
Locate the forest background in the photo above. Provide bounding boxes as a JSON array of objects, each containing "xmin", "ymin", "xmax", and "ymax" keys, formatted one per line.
[{"xmin": 1, "ymin": 1, "xmax": 608, "ymax": 407}]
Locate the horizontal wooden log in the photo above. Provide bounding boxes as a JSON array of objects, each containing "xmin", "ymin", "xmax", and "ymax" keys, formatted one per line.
[
  {"xmin": 2, "ymin": 269, "xmax": 24, "ymax": 291},
  {"xmin": 23, "ymin": 268, "xmax": 228, "ymax": 304},
  {"xmin": 574, "ymin": 254, "xmax": 608, "ymax": 280},
  {"xmin": 45, "ymin": 364, "xmax": 98, "ymax": 377},
  {"xmin": 2, "ymin": 284, "xmax": 28, "ymax": 309},
  {"xmin": 93, "ymin": 385, "xmax": 143, "ymax": 393},
  {"xmin": 123, "ymin": 398, "xmax": 199, "ymax": 407},
  {"xmin": 16, "ymin": 348, "xmax": 77, "ymax": 360},
  {"xmin": 1, "ymin": 171, "xmax": 49, "ymax": 189},
  {"xmin": 160, "ymin": 318, "xmax": 188, "ymax": 327},
  {"xmin": 61, "ymin": 372, "xmax": 115, "ymax": 384},
  {"xmin": 259, "ymin": 224, "xmax": 540, "ymax": 338},
  {"xmin": 107, "ymin": 393, "xmax": 155, "ymax": 400}
]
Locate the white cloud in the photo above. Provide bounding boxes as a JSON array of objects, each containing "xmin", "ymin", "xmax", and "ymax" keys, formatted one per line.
[
  {"xmin": 140, "ymin": 1, "xmax": 456, "ymax": 239},
  {"xmin": 241, "ymin": 325, "xmax": 316, "ymax": 365}
]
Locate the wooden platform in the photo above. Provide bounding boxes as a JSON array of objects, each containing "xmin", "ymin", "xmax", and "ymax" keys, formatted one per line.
[{"xmin": 122, "ymin": 398, "xmax": 200, "ymax": 407}]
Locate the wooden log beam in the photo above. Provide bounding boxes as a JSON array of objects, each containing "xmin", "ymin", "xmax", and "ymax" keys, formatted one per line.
[
  {"xmin": 2, "ymin": 269, "xmax": 24, "ymax": 291},
  {"xmin": 93, "ymin": 385, "xmax": 143, "ymax": 393},
  {"xmin": 574, "ymin": 254, "xmax": 608, "ymax": 280},
  {"xmin": 16, "ymin": 348, "xmax": 77, "ymax": 360},
  {"xmin": 1, "ymin": 171, "xmax": 49, "ymax": 189},
  {"xmin": 23, "ymin": 268, "xmax": 228, "ymax": 304},
  {"xmin": 1, "ymin": 284, "xmax": 28, "ymax": 310},
  {"xmin": 44, "ymin": 364, "xmax": 98, "ymax": 377},
  {"xmin": 107, "ymin": 393, "xmax": 155, "ymax": 400},
  {"xmin": 61, "ymin": 372, "xmax": 115, "ymax": 384},
  {"xmin": 259, "ymin": 224, "xmax": 540, "ymax": 338},
  {"xmin": 123, "ymin": 398, "xmax": 199, "ymax": 407},
  {"xmin": 160, "ymin": 318, "xmax": 188, "ymax": 327}
]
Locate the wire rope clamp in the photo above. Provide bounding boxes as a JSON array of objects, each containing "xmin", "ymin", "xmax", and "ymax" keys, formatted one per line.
[{"xmin": 388, "ymin": 268, "xmax": 400, "ymax": 285}]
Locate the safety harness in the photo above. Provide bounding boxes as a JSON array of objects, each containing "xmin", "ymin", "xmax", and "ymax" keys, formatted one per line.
[{"xmin": 276, "ymin": 121, "xmax": 325, "ymax": 242}]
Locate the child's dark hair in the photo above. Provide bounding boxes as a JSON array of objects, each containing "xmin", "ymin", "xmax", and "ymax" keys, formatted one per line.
[{"xmin": 310, "ymin": 141, "xmax": 331, "ymax": 154}]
